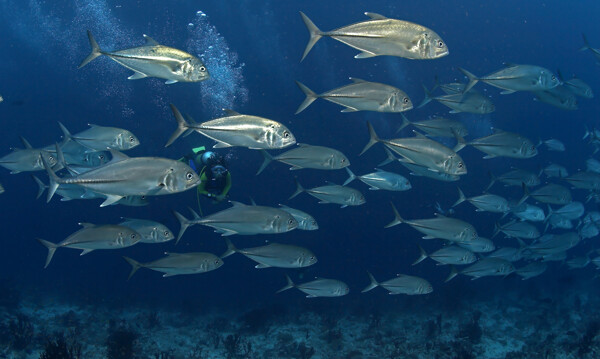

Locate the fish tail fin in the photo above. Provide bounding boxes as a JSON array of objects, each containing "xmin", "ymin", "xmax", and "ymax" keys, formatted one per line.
[
  {"xmin": 458, "ymin": 67, "xmax": 479, "ymax": 94},
  {"xmin": 289, "ymin": 177, "xmax": 305, "ymax": 200},
  {"xmin": 384, "ymin": 202, "xmax": 404, "ymax": 228},
  {"xmin": 492, "ymin": 222, "xmax": 501, "ymax": 238},
  {"xmin": 173, "ymin": 210, "xmax": 192, "ymax": 244},
  {"xmin": 516, "ymin": 183, "xmax": 530, "ymax": 206},
  {"xmin": 452, "ymin": 128, "xmax": 467, "ymax": 152},
  {"xmin": 452, "ymin": 187, "xmax": 466, "ymax": 207},
  {"xmin": 123, "ymin": 256, "xmax": 143, "ymax": 280},
  {"xmin": 418, "ymin": 84, "xmax": 433, "ymax": 108},
  {"xmin": 165, "ymin": 104, "xmax": 191, "ymax": 147},
  {"xmin": 378, "ymin": 147, "xmax": 397, "ymax": 167},
  {"xmin": 40, "ymin": 152, "xmax": 61, "ymax": 203},
  {"xmin": 188, "ymin": 206, "xmax": 202, "ymax": 220},
  {"xmin": 37, "ymin": 238, "xmax": 58, "ymax": 268},
  {"xmin": 412, "ymin": 245, "xmax": 428, "ymax": 266},
  {"xmin": 276, "ymin": 275, "xmax": 295, "ymax": 293},
  {"xmin": 221, "ymin": 238, "xmax": 237, "ymax": 259},
  {"xmin": 583, "ymin": 125, "xmax": 590, "ymax": 140},
  {"xmin": 444, "ymin": 266, "xmax": 459, "ymax": 282},
  {"xmin": 580, "ymin": 33, "xmax": 592, "ymax": 52},
  {"xmin": 544, "ymin": 204, "xmax": 553, "ymax": 223},
  {"xmin": 256, "ymin": 150, "xmax": 273, "ymax": 175},
  {"xmin": 396, "ymin": 113, "xmax": 411, "ymax": 133},
  {"xmin": 360, "ymin": 121, "xmax": 380, "ymax": 156},
  {"xmin": 78, "ymin": 30, "xmax": 103, "ymax": 69},
  {"xmin": 343, "ymin": 167, "xmax": 357, "ymax": 186},
  {"xmin": 299, "ymin": 12, "xmax": 323, "ymax": 62},
  {"xmin": 485, "ymin": 171, "xmax": 496, "ymax": 191},
  {"xmin": 31, "ymin": 175, "xmax": 47, "ymax": 200},
  {"xmin": 361, "ymin": 271, "xmax": 379, "ymax": 293},
  {"xmin": 294, "ymin": 81, "xmax": 319, "ymax": 114},
  {"xmin": 57, "ymin": 121, "xmax": 73, "ymax": 143}
]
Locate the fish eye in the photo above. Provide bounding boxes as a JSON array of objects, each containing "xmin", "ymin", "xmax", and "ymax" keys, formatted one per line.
[
  {"xmin": 270, "ymin": 124, "xmax": 275, "ymax": 129},
  {"xmin": 341, "ymin": 158, "xmax": 346, "ymax": 163},
  {"xmin": 129, "ymin": 136, "xmax": 135, "ymax": 143},
  {"xmin": 437, "ymin": 40, "xmax": 444, "ymax": 48},
  {"xmin": 164, "ymin": 231, "xmax": 170, "ymax": 236},
  {"xmin": 551, "ymin": 75, "xmax": 556, "ymax": 81},
  {"xmin": 186, "ymin": 172, "xmax": 194, "ymax": 180},
  {"xmin": 141, "ymin": 195, "xmax": 146, "ymax": 199},
  {"xmin": 49, "ymin": 156, "xmax": 54, "ymax": 161},
  {"xmin": 130, "ymin": 234, "xmax": 136, "ymax": 239},
  {"xmin": 312, "ymin": 221, "xmax": 317, "ymax": 226},
  {"xmin": 99, "ymin": 155, "xmax": 105, "ymax": 160},
  {"xmin": 200, "ymin": 66, "xmax": 206, "ymax": 72},
  {"xmin": 310, "ymin": 256, "xmax": 315, "ymax": 260},
  {"xmin": 283, "ymin": 131, "xmax": 290, "ymax": 138},
  {"xmin": 403, "ymin": 97, "xmax": 409, "ymax": 103},
  {"xmin": 288, "ymin": 219, "xmax": 294, "ymax": 224},
  {"xmin": 458, "ymin": 162, "xmax": 463, "ymax": 168}
]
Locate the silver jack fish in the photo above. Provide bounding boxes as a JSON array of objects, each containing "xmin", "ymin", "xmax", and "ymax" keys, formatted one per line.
[
  {"xmin": 119, "ymin": 218, "xmax": 174, "ymax": 243},
  {"xmin": 300, "ymin": 12, "xmax": 448, "ymax": 61},
  {"xmin": 362, "ymin": 272, "xmax": 433, "ymax": 295},
  {"xmin": 79, "ymin": 31, "xmax": 209, "ymax": 84},
  {"xmin": 290, "ymin": 178, "xmax": 365, "ymax": 208},
  {"xmin": 362, "ymin": 122, "xmax": 467, "ymax": 176},
  {"xmin": 459, "ymin": 65, "xmax": 559, "ymax": 94},
  {"xmin": 222, "ymin": 238, "xmax": 317, "ymax": 269},
  {"xmin": 277, "ymin": 275, "xmax": 349, "ymax": 298},
  {"xmin": 257, "ymin": 144, "xmax": 349, "ymax": 175},
  {"xmin": 343, "ymin": 167, "xmax": 411, "ymax": 191},
  {"xmin": 37, "ymin": 223, "xmax": 141, "ymax": 268},
  {"xmin": 278, "ymin": 205, "xmax": 319, "ymax": 231},
  {"xmin": 173, "ymin": 202, "xmax": 298, "ymax": 243},
  {"xmin": 446, "ymin": 258, "xmax": 515, "ymax": 282},
  {"xmin": 166, "ymin": 104, "xmax": 296, "ymax": 149},
  {"xmin": 295, "ymin": 78, "xmax": 412, "ymax": 114},
  {"xmin": 124, "ymin": 252, "xmax": 223, "ymax": 279},
  {"xmin": 386, "ymin": 203, "xmax": 478, "ymax": 243}
]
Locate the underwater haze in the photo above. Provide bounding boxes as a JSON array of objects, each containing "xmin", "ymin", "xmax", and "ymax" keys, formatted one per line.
[{"xmin": 1, "ymin": 0, "xmax": 600, "ymax": 358}]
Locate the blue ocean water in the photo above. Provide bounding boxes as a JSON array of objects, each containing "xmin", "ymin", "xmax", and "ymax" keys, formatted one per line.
[{"xmin": 1, "ymin": 0, "xmax": 600, "ymax": 357}]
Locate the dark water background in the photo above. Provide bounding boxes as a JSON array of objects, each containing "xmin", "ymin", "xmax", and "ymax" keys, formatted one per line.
[{"xmin": 0, "ymin": 0, "xmax": 599, "ymax": 314}]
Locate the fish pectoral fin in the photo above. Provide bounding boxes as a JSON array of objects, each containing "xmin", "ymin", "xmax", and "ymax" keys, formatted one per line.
[
  {"xmin": 422, "ymin": 236, "xmax": 435, "ymax": 239},
  {"xmin": 255, "ymin": 263, "xmax": 271, "ymax": 269},
  {"xmin": 128, "ymin": 72, "xmax": 148, "ymax": 80},
  {"xmin": 340, "ymin": 205, "xmax": 348, "ymax": 208},
  {"xmin": 341, "ymin": 107, "xmax": 359, "ymax": 112},
  {"xmin": 165, "ymin": 79, "xmax": 178, "ymax": 85},
  {"xmin": 317, "ymin": 200, "xmax": 331, "ymax": 204},
  {"xmin": 305, "ymin": 295, "xmax": 318, "ymax": 298},
  {"xmin": 162, "ymin": 273, "xmax": 177, "ymax": 277},
  {"xmin": 355, "ymin": 51, "xmax": 377, "ymax": 59},
  {"xmin": 100, "ymin": 194, "xmax": 124, "ymax": 207},
  {"xmin": 289, "ymin": 166, "xmax": 303, "ymax": 170},
  {"xmin": 80, "ymin": 249, "xmax": 94, "ymax": 256},
  {"xmin": 500, "ymin": 90, "xmax": 516, "ymax": 95},
  {"xmin": 142, "ymin": 34, "xmax": 160, "ymax": 46},
  {"xmin": 483, "ymin": 155, "xmax": 497, "ymax": 159},
  {"xmin": 368, "ymin": 187, "xmax": 380, "ymax": 190}
]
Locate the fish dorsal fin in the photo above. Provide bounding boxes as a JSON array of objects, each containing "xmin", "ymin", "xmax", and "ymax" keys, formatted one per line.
[
  {"xmin": 229, "ymin": 201, "xmax": 247, "ymax": 208},
  {"xmin": 108, "ymin": 149, "xmax": 129, "ymax": 163},
  {"xmin": 502, "ymin": 62, "xmax": 517, "ymax": 68},
  {"xmin": 324, "ymin": 181, "xmax": 338, "ymax": 186},
  {"xmin": 223, "ymin": 109, "xmax": 241, "ymax": 116},
  {"xmin": 434, "ymin": 213, "xmax": 446, "ymax": 218},
  {"xmin": 87, "ymin": 123, "xmax": 101, "ymax": 128},
  {"xmin": 78, "ymin": 222, "xmax": 95, "ymax": 228},
  {"xmin": 249, "ymin": 197, "xmax": 257, "ymax": 206},
  {"xmin": 349, "ymin": 77, "xmax": 368, "ymax": 83},
  {"xmin": 297, "ymin": 143, "xmax": 311, "ymax": 148},
  {"xmin": 143, "ymin": 34, "xmax": 160, "ymax": 46},
  {"xmin": 364, "ymin": 12, "xmax": 388, "ymax": 20},
  {"xmin": 19, "ymin": 136, "xmax": 33, "ymax": 149},
  {"xmin": 491, "ymin": 128, "xmax": 506, "ymax": 134},
  {"xmin": 279, "ymin": 204, "xmax": 290, "ymax": 209}
]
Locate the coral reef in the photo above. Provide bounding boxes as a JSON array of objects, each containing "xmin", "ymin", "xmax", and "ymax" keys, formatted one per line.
[
  {"xmin": 105, "ymin": 323, "xmax": 138, "ymax": 359},
  {"xmin": 39, "ymin": 332, "xmax": 82, "ymax": 359}
]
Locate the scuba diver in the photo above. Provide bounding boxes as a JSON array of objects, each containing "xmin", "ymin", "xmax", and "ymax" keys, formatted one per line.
[{"xmin": 180, "ymin": 146, "xmax": 232, "ymax": 212}]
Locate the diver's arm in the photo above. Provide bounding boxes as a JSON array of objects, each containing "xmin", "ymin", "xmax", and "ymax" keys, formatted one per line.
[
  {"xmin": 220, "ymin": 172, "xmax": 232, "ymax": 196},
  {"xmin": 197, "ymin": 172, "xmax": 209, "ymax": 195}
]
